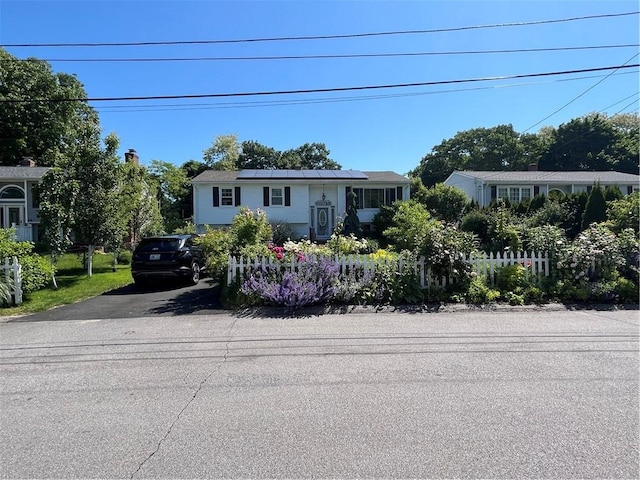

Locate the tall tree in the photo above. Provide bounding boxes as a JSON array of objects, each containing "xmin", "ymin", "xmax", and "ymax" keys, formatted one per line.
[
  {"xmin": 0, "ymin": 48, "xmax": 99, "ymax": 166},
  {"xmin": 148, "ymin": 160, "xmax": 190, "ymax": 232},
  {"xmin": 238, "ymin": 140, "xmax": 280, "ymax": 169},
  {"xmin": 119, "ymin": 161, "xmax": 163, "ymax": 246},
  {"xmin": 203, "ymin": 134, "xmax": 240, "ymax": 170},
  {"xmin": 39, "ymin": 131, "xmax": 124, "ymax": 276},
  {"xmin": 410, "ymin": 125, "xmax": 528, "ymax": 187},
  {"xmin": 285, "ymin": 142, "xmax": 341, "ymax": 169},
  {"xmin": 539, "ymin": 113, "xmax": 638, "ymax": 172}
]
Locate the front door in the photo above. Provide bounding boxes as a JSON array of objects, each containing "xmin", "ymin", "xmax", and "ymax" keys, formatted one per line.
[
  {"xmin": 0, "ymin": 205, "xmax": 24, "ymax": 228},
  {"xmin": 316, "ymin": 207, "xmax": 330, "ymax": 239}
]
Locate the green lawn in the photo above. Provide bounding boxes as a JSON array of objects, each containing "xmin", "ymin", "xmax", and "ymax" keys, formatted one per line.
[{"xmin": 2, "ymin": 252, "xmax": 133, "ymax": 316}]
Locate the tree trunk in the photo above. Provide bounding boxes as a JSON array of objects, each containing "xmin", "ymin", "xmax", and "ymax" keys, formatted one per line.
[{"xmin": 87, "ymin": 245, "xmax": 94, "ymax": 277}]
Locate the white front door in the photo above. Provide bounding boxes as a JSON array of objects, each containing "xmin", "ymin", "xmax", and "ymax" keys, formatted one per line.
[{"xmin": 316, "ymin": 207, "xmax": 330, "ymax": 239}]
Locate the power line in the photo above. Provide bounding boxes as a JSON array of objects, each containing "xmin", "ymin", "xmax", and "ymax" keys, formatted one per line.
[
  {"xmin": 2, "ymin": 11, "xmax": 637, "ymax": 48},
  {"xmin": 614, "ymin": 99, "xmax": 640, "ymax": 114},
  {"xmin": 94, "ymin": 72, "xmax": 638, "ymax": 113},
  {"xmin": 6, "ymin": 44, "xmax": 638, "ymax": 63},
  {"xmin": 3, "ymin": 63, "xmax": 638, "ymax": 104},
  {"xmin": 599, "ymin": 92, "xmax": 640, "ymax": 112},
  {"xmin": 522, "ymin": 54, "xmax": 639, "ymax": 132}
]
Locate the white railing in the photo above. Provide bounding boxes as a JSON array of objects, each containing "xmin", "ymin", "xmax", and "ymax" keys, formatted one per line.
[
  {"xmin": 2, "ymin": 256, "xmax": 23, "ymax": 305},
  {"xmin": 227, "ymin": 251, "xmax": 550, "ymax": 289},
  {"xmin": 11, "ymin": 224, "xmax": 32, "ymax": 242}
]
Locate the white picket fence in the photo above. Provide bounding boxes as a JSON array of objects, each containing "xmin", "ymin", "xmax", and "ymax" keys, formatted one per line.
[
  {"xmin": 2, "ymin": 256, "xmax": 23, "ymax": 305},
  {"xmin": 228, "ymin": 251, "xmax": 549, "ymax": 289}
]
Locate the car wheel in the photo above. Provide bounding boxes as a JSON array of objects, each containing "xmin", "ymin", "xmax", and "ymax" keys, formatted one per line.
[
  {"xmin": 133, "ymin": 277, "xmax": 148, "ymax": 289},
  {"xmin": 188, "ymin": 262, "xmax": 200, "ymax": 285}
]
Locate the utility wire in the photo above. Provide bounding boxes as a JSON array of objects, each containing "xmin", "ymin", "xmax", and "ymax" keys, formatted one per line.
[
  {"xmin": 2, "ymin": 64, "xmax": 638, "ymax": 104},
  {"xmin": 94, "ymin": 72, "xmax": 638, "ymax": 113},
  {"xmin": 6, "ymin": 44, "xmax": 638, "ymax": 63},
  {"xmin": 2, "ymin": 11, "xmax": 637, "ymax": 47},
  {"xmin": 614, "ymin": 99, "xmax": 639, "ymax": 114},
  {"xmin": 522, "ymin": 53, "xmax": 640, "ymax": 132},
  {"xmin": 599, "ymin": 92, "xmax": 639, "ymax": 112}
]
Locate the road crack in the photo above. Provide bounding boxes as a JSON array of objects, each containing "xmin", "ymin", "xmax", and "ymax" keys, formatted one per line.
[{"xmin": 130, "ymin": 317, "xmax": 239, "ymax": 479}]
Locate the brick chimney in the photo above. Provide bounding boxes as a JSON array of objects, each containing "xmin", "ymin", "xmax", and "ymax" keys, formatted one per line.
[
  {"xmin": 124, "ymin": 148, "xmax": 139, "ymax": 165},
  {"xmin": 19, "ymin": 156, "xmax": 36, "ymax": 167},
  {"xmin": 527, "ymin": 162, "xmax": 538, "ymax": 171}
]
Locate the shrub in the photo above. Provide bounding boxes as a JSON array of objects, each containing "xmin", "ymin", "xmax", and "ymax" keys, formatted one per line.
[
  {"xmin": 327, "ymin": 233, "xmax": 371, "ymax": 255},
  {"xmin": 460, "ymin": 211, "xmax": 492, "ymax": 249},
  {"xmin": 241, "ymin": 257, "xmax": 340, "ymax": 308},
  {"xmin": 581, "ymin": 183, "xmax": 607, "ymax": 231},
  {"xmin": 229, "ymin": 207, "xmax": 272, "ymax": 255},
  {"xmin": 614, "ymin": 277, "xmax": 639, "ymax": 303},
  {"xmin": 197, "ymin": 228, "xmax": 232, "ymax": 281},
  {"xmin": 0, "ymin": 276, "xmax": 12, "ymax": 307},
  {"xmin": 466, "ymin": 276, "xmax": 500, "ymax": 305},
  {"xmin": 487, "ymin": 203, "xmax": 522, "ymax": 253},
  {"xmin": 607, "ymin": 192, "xmax": 639, "ymax": 234},
  {"xmin": 523, "ymin": 225, "xmax": 567, "ymax": 256},
  {"xmin": 19, "ymin": 255, "xmax": 55, "ymax": 294},
  {"xmin": 419, "ymin": 183, "xmax": 469, "ymax": 223},
  {"xmin": 270, "ymin": 220, "xmax": 298, "ymax": 246},
  {"xmin": 116, "ymin": 250, "xmax": 132, "ymax": 265}
]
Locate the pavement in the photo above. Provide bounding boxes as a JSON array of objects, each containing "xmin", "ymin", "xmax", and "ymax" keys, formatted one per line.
[{"xmin": 1, "ymin": 307, "xmax": 638, "ymax": 479}]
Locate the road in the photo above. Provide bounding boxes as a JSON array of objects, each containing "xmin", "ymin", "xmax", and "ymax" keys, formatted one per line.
[{"xmin": 0, "ymin": 304, "xmax": 638, "ymax": 479}]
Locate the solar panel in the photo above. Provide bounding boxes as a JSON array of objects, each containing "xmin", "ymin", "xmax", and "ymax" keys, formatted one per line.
[{"xmin": 237, "ymin": 169, "xmax": 368, "ymax": 179}]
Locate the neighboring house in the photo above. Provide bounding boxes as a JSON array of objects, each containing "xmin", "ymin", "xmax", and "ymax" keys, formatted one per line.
[
  {"xmin": 444, "ymin": 169, "xmax": 640, "ymax": 207},
  {"xmin": 191, "ymin": 169, "xmax": 411, "ymax": 241},
  {"xmin": 0, "ymin": 158, "xmax": 50, "ymax": 242}
]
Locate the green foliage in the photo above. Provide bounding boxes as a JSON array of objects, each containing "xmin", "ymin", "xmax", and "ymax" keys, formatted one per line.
[
  {"xmin": 487, "ymin": 202, "xmax": 522, "ymax": 253},
  {"xmin": 581, "ymin": 183, "xmax": 607, "ymax": 231},
  {"xmin": 0, "ymin": 48, "xmax": 100, "ymax": 167},
  {"xmin": 229, "ymin": 207, "xmax": 272, "ymax": 255},
  {"xmin": 523, "ymin": 225, "xmax": 567, "ymax": 256},
  {"xmin": 327, "ymin": 233, "xmax": 371, "ymax": 255},
  {"xmin": 526, "ymin": 200, "xmax": 575, "ymax": 229},
  {"xmin": 0, "ymin": 276, "xmax": 11, "ymax": 307},
  {"xmin": 613, "ymin": 277, "xmax": 639, "ymax": 303},
  {"xmin": 19, "ymin": 255, "xmax": 55, "ymax": 295},
  {"xmin": 383, "ymin": 200, "xmax": 433, "ymax": 251},
  {"xmin": 196, "ymin": 228, "xmax": 232, "ymax": 281},
  {"xmin": 496, "ymin": 264, "xmax": 528, "ymax": 292},
  {"xmin": 269, "ymin": 220, "xmax": 299, "ymax": 245},
  {"xmin": 607, "ymin": 192, "xmax": 639, "ymax": 234},
  {"xmin": 460, "ymin": 211, "xmax": 492, "ymax": 249},
  {"xmin": 419, "ymin": 183, "xmax": 469, "ymax": 223},
  {"xmin": 371, "ymin": 204, "xmax": 396, "ymax": 244},
  {"xmin": 527, "ymin": 194, "xmax": 547, "ymax": 214},
  {"xmin": 119, "ymin": 161, "xmax": 164, "ymax": 243},
  {"xmin": 603, "ymin": 185, "xmax": 623, "ymax": 201},
  {"xmin": 116, "ymin": 250, "xmax": 132, "ymax": 265},
  {"xmin": 466, "ymin": 276, "xmax": 500, "ymax": 305},
  {"xmin": 203, "ymin": 134, "xmax": 240, "ymax": 170}
]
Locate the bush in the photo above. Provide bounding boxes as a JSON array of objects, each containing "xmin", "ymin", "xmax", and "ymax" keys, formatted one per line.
[
  {"xmin": 116, "ymin": 250, "xmax": 132, "ymax": 265},
  {"xmin": 197, "ymin": 228, "xmax": 232, "ymax": 281},
  {"xmin": 466, "ymin": 276, "xmax": 500, "ymax": 305},
  {"xmin": 419, "ymin": 183, "xmax": 469, "ymax": 223},
  {"xmin": 270, "ymin": 220, "xmax": 298, "ymax": 246},
  {"xmin": 19, "ymin": 255, "xmax": 55, "ymax": 295},
  {"xmin": 229, "ymin": 207, "xmax": 272, "ymax": 255},
  {"xmin": 327, "ymin": 233, "xmax": 371, "ymax": 255},
  {"xmin": 460, "ymin": 211, "xmax": 492, "ymax": 249}
]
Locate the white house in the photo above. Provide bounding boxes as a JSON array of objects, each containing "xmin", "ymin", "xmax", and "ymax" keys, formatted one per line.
[
  {"xmin": 191, "ymin": 169, "xmax": 411, "ymax": 241},
  {"xmin": 444, "ymin": 170, "xmax": 640, "ymax": 207},
  {"xmin": 0, "ymin": 159, "xmax": 51, "ymax": 242}
]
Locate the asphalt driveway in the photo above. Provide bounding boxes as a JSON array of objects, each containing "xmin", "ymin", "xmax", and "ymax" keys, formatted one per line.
[{"xmin": 8, "ymin": 279, "xmax": 224, "ymax": 322}]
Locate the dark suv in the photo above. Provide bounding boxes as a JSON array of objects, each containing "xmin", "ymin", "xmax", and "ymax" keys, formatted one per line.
[{"xmin": 131, "ymin": 234, "xmax": 204, "ymax": 287}]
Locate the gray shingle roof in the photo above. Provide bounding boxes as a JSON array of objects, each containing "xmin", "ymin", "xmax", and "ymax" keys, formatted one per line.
[
  {"xmin": 0, "ymin": 166, "xmax": 51, "ymax": 180},
  {"xmin": 192, "ymin": 169, "xmax": 409, "ymax": 183},
  {"xmin": 453, "ymin": 170, "xmax": 640, "ymax": 184}
]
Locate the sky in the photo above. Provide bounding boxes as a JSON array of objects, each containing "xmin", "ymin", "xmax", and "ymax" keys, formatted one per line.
[{"xmin": 1, "ymin": 0, "xmax": 638, "ymax": 175}]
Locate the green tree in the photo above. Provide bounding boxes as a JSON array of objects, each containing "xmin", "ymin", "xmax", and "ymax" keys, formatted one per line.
[
  {"xmin": 419, "ymin": 183, "xmax": 469, "ymax": 223},
  {"xmin": 539, "ymin": 113, "xmax": 638, "ymax": 173},
  {"xmin": 203, "ymin": 134, "xmax": 240, "ymax": 170},
  {"xmin": 581, "ymin": 183, "xmax": 607, "ymax": 231},
  {"xmin": 0, "ymin": 48, "xmax": 99, "ymax": 166},
  {"xmin": 383, "ymin": 200, "xmax": 434, "ymax": 251},
  {"xmin": 148, "ymin": 160, "xmax": 190, "ymax": 232},
  {"xmin": 284, "ymin": 142, "xmax": 341, "ymax": 169},
  {"xmin": 119, "ymin": 161, "xmax": 163, "ymax": 246},
  {"xmin": 410, "ymin": 125, "xmax": 528, "ymax": 187},
  {"xmin": 607, "ymin": 192, "xmax": 640, "ymax": 234},
  {"xmin": 238, "ymin": 140, "xmax": 281, "ymax": 169}
]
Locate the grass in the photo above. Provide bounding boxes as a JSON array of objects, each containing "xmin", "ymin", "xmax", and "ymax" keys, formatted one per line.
[{"xmin": 2, "ymin": 252, "xmax": 133, "ymax": 316}]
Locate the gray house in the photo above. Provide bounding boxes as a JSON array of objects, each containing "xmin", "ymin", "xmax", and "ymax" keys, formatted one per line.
[
  {"xmin": 0, "ymin": 159, "xmax": 50, "ymax": 242},
  {"xmin": 444, "ymin": 170, "xmax": 640, "ymax": 207}
]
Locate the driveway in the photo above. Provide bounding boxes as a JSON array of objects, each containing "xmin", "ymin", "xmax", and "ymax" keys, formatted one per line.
[{"xmin": 7, "ymin": 279, "xmax": 224, "ymax": 323}]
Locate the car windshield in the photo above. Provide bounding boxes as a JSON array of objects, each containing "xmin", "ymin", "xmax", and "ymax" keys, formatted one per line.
[{"xmin": 137, "ymin": 239, "xmax": 181, "ymax": 252}]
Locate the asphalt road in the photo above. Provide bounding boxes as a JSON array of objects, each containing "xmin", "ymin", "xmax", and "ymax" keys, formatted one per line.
[{"xmin": 1, "ymin": 305, "xmax": 638, "ymax": 479}]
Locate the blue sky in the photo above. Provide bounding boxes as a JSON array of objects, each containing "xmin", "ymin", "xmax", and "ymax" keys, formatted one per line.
[{"xmin": 1, "ymin": 1, "xmax": 638, "ymax": 174}]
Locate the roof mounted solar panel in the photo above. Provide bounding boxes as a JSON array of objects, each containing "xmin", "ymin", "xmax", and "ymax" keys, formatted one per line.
[{"xmin": 237, "ymin": 169, "xmax": 368, "ymax": 179}]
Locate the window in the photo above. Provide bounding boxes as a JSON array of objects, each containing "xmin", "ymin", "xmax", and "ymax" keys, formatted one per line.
[
  {"xmin": 221, "ymin": 188, "xmax": 233, "ymax": 206},
  {"xmin": 212, "ymin": 186, "xmax": 241, "ymax": 207},
  {"xmin": 496, "ymin": 186, "xmax": 533, "ymax": 203},
  {"xmin": 348, "ymin": 187, "xmax": 402, "ymax": 209},
  {"xmin": 0, "ymin": 186, "xmax": 24, "ymax": 200},
  {"xmin": 271, "ymin": 188, "xmax": 283, "ymax": 206},
  {"xmin": 263, "ymin": 186, "xmax": 291, "ymax": 206}
]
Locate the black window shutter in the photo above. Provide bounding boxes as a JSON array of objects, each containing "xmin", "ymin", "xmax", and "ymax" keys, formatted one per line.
[
  {"xmin": 396, "ymin": 186, "xmax": 403, "ymax": 201},
  {"xmin": 627, "ymin": 186, "xmax": 633, "ymax": 195},
  {"xmin": 234, "ymin": 186, "xmax": 241, "ymax": 206},
  {"xmin": 533, "ymin": 186, "xmax": 540, "ymax": 196},
  {"xmin": 212, "ymin": 187, "xmax": 219, "ymax": 207},
  {"xmin": 284, "ymin": 186, "xmax": 291, "ymax": 206},
  {"xmin": 263, "ymin": 186, "xmax": 270, "ymax": 206},
  {"xmin": 490, "ymin": 186, "xmax": 497, "ymax": 200}
]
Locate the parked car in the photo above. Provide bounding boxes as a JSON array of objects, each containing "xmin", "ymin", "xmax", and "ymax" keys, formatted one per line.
[{"xmin": 131, "ymin": 234, "xmax": 204, "ymax": 286}]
